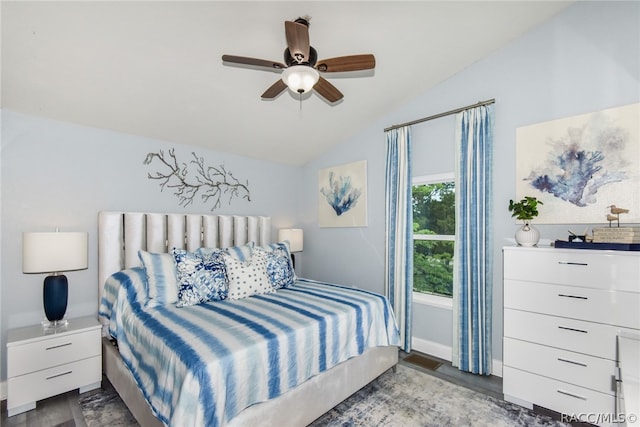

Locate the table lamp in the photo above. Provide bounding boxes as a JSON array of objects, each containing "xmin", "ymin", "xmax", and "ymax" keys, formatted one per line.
[
  {"xmin": 278, "ymin": 228, "xmax": 303, "ymax": 268},
  {"xmin": 23, "ymin": 230, "xmax": 88, "ymax": 328}
]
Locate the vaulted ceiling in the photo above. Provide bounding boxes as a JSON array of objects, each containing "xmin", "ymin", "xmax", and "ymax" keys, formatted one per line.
[{"xmin": 2, "ymin": 1, "xmax": 572, "ymax": 165}]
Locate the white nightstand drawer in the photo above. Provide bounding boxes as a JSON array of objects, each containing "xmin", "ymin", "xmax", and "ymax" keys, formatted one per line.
[
  {"xmin": 504, "ymin": 279, "xmax": 640, "ymax": 329},
  {"xmin": 8, "ymin": 355, "xmax": 101, "ymax": 410},
  {"xmin": 503, "ymin": 247, "xmax": 640, "ymax": 292},
  {"xmin": 8, "ymin": 329, "xmax": 101, "ymax": 377},
  {"xmin": 504, "ymin": 308, "xmax": 632, "ymax": 361},
  {"xmin": 504, "ymin": 337, "xmax": 617, "ymax": 395},
  {"xmin": 504, "ymin": 366, "xmax": 615, "ymax": 425}
]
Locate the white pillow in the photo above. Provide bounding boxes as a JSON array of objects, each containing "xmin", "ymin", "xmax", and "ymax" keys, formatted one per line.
[
  {"xmin": 138, "ymin": 250, "xmax": 179, "ymax": 306},
  {"xmin": 223, "ymin": 248, "xmax": 275, "ymax": 300}
]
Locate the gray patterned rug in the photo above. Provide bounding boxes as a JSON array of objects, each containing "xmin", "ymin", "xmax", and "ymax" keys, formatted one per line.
[
  {"xmin": 79, "ymin": 386, "xmax": 137, "ymax": 427},
  {"xmin": 80, "ymin": 364, "xmax": 568, "ymax": 426},
  {"xmin": 309, "ymin": 364, "xmax": 568, "ymax": 426}
]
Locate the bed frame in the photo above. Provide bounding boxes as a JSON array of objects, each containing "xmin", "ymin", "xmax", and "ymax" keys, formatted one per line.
[{"xmin": 98, "ymin": 211, "xmax": 398, "ymax": 426}]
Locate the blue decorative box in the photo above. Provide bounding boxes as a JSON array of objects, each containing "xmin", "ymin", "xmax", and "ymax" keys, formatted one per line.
[{"xmin": 554, "ymin": 240, "xmax": 640, "ymax": 251}]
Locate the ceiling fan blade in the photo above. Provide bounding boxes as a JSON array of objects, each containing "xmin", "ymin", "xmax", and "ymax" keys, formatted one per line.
[
  {"xmin": 222, "ymin": 54, "xmax": 286, "ymax": 70},
  {"xmin": 315, "ymin": 54, "xmax": 376, "ymax": 72},
  {"xmin": 261, "ymin": 79, "xmax": 288, "ymax": 99},
  {"xmin": 285, "ymin": 20, "xmax": 310, "ymax": 63},
  {"xmin": 313, "ymin": 77, "xmax": 343, "ymax": 103}
]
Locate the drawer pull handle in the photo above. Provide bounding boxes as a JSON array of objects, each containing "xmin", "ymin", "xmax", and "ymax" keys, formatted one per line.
[
  {"xmin": 557, "ymin": 389, "xmax": 587, "ymax": 400},
  {"xmin": 46, "ymin": 342, "xmax": 72, "ymax": 350},
  {"xmin": 557, "ymin": 357, "xmax": 587, "ymax": 367},
  {"xmin": 557, "ymin": 293, "xmax": 588, "ymax": 300},
  {"xmin": 46, "ymin": 370, "xmax": 72, "ymax": 380},
  {"xmin": 558, "ymin": 326, "xmax": 588, "ymax": 334},
  {"xmin": 558, "ymin": 261, "xmax": 588, "ymax": 266}
]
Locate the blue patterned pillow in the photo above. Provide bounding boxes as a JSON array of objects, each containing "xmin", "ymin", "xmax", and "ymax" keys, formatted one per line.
[
  {"xmin": 196, "ymin": 242, "xmax": 254, "ymax": 261},
  {"xmin": 172, "ymin": 248, "xmax": 228, "ymax": 307},
  {"xmin": 223, "ymin": 248, "xmax": 275, "ymax": 300},
  {"xmin": 138, "ymin": 251, "xmax": 179, "ymax": 307},
  {"xmin": 262, "ymin": 242, "xmax": 296, "ymax": 289},
  {"xmin": 254, "ymin": 241, "xmax": 296, "ymax": 288}
]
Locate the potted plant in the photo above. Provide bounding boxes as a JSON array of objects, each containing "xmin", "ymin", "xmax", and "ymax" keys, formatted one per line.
[{"xmin": 508, "ymin": 196, "xmax": 543, "ymax": 246}]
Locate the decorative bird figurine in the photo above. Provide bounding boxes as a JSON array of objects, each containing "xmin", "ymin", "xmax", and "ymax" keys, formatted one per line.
[
  {"xmin": 608, "ymin": 205, "xmax": 630, "ymax": 215},
  {"xmin": 606, "ymin": 205, "xmax": 629, "ymax": 227}
]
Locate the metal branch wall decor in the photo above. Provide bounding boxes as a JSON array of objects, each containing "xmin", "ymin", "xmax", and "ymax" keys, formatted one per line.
[{"xmin": 144, "ymin": 148, "xmax": 250, "ymax": 211}]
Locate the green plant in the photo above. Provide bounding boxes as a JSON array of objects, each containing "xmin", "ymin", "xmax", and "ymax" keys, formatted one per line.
[{"xmin": 508, "ymin": 196, "xmax": 543, "ymax": 221}]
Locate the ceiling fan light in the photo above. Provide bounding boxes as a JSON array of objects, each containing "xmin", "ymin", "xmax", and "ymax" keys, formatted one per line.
[{"xmin": 282, "ymin": 66, "xmax": 319, "ymax": 94}]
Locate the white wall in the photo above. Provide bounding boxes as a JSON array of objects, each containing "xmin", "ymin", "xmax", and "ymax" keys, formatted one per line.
[
  {"xmin": 301, "ymin": 1, "xmax": 640, "ymax": 365},
  {"xmin": 0, "ymin": 111, "xmax": 302, "ymax": 382}
]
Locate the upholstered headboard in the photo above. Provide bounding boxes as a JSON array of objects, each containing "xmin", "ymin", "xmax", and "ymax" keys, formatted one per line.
[{"xmin": 97, "ymin": 211, "xmax": 271, "ymax": 305}]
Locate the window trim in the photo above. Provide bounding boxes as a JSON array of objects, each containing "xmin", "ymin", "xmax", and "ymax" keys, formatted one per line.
[
  {"xmin": 413, "ymin": 290, "xmax": 453, "ymax": 309},
  {"xmin": 413, "ymin": 172, "xmax": 454, "ymax": 186}
]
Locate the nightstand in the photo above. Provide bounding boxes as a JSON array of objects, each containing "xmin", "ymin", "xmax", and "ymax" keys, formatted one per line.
[{"xmin": 7, "ymin": 315, "xmax": 102, "ymax": 416}]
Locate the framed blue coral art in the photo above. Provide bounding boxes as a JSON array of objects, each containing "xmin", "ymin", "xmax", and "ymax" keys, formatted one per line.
[
  {"xmin": 318, "ymin": 160, "xmax": 368, "ymax": 227},
  {"xmin": 516, "ymin": 102, "xmax": 639, "ymax": 224}
]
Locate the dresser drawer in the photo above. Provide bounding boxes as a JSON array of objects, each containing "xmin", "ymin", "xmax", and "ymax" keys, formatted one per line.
[
  {"xmin": 504, "ymin": 337, "xmax": 617, "ymax": 395},
  {"xmin": 503, "ymin": 309, "xmax": 634, "ymax": 361},
  {"xmin": 8, "ymin": 329, "xmax": 101, "ymax": 377},
  {"xmin": 503, "ymin": 247, "xmax": 640, "ymax": 292},
  {"xmin": 8, "ymin": 355, "xmax": 101, "ymax": 410},
  {"xmin": 504, "ymin": 279, "xmax": 640, "ymax": 329},
  {"xmin": 504, "ymin": 366, "xmax": 615, "ymax": 425}
]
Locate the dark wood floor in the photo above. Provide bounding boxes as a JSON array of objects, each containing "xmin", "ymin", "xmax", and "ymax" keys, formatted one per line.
[
  {"xmin": 0, "ymin": 351, "xmax": 526, "ymax": 427},
  {"xmin": 398, "ymin": 350, "xmax": 503, "ymax": 400}
]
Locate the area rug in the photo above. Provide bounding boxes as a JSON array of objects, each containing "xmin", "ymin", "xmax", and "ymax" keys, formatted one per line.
[
  {"xmin": 308, "ymin": 364, "xmax": 568, "ymax": 427},
  {"xmin": 79, "ymin": 387, "xmax": 138, "ymax": 427},
  {"xmin": 80, "ymin": 365, "xmax": 568, "ymax": 427}
]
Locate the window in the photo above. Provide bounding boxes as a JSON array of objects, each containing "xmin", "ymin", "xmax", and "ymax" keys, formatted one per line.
[{"xmin": 412, "ymin": 173, "xmax": 455, "ymax": 299}]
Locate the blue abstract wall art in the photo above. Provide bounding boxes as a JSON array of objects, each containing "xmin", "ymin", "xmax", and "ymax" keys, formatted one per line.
[
  {"xmin": 318, "ymin": 160, "xmax": 368, "ymax": 227},
  {"xmin": 320, "ymin": 172, "xmax": 362, "ymax": 216},
  {"xmin": 516, "ymin": 103, "xmax": 639, "ymax": 224}
]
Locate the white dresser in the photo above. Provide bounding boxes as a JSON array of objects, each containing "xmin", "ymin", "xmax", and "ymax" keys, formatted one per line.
[
  {"xmin": 7, "ymin": 316, "xmax": 102, "ymax": 416},
  {"xmin": 503, "ymin": 246, "xmax": 640, "ymax": 426}
]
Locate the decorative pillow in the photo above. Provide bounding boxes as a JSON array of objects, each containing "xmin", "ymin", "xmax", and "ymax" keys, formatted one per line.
[
  {"xmin": 172, "ymin": 248, "xmax": 228, "ymax": 307},
  {"xmin": 138, "ymin": 251, "xmax": 179, "ymax": 307},
  {"xmin": 254, "ymin": 241, "xmax": 297, "ymax": 288},
  {"xmin": 197, "ymin": 242, "xmax": 254, "ymax": 262},
  {"xmin": 224, "ymin": 248, "xmax": 275, "ymax": 300},
  {"xmin": 262, "ymin": 242, "xmax": 296, "ymax": 289}
]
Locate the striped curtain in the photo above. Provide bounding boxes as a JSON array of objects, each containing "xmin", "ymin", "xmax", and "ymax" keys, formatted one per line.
[
  {"xmin": 452, "ymin": 105, "xmax": 494, "ymax": 375},
  {"xmin": 384, "ymin": 126, "xmax": 413, "ymax": 352}
]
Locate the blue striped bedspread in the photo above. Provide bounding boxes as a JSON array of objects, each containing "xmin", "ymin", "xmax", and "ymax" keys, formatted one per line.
[{"xmin": 99, "ymin": 268, "xmax": 400, "ymax": 427}]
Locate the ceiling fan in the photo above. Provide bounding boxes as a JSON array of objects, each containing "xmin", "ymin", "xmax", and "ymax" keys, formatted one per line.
[{"xmin": 221, "ymin": 17, "xmax": 376, "ymax": 103}]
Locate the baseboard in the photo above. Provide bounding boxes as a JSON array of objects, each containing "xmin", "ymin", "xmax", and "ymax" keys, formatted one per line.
[
  {"xmin": 1, "ymin": 380, "xmax": 7, "ymax": 401},
  {"xmin": 411, "ymin": 336, "xmax": 452, "ymax": 361},
  {"xmin": 411, "ymin": 336, "xmax": 503, "ymax": 377}
]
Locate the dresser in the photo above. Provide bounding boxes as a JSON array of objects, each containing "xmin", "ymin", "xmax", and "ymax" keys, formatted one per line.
[
  {"xmin": 7, "ymin": 316, "xmax": 102, "ymax": 416},
  {"xmin": 503, "ymin": 246, "xmax": 640, "ymax": 426}
]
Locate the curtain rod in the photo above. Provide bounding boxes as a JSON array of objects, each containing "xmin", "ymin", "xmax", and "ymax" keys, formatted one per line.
[{"xmin": 384, "ymin": 98, "xmax": 495, "ymax": 132}]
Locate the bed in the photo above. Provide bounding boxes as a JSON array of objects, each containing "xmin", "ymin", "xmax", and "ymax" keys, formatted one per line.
[{"xmin": 97, "ymin": 211, "xmax": 399, "ymax": 426}]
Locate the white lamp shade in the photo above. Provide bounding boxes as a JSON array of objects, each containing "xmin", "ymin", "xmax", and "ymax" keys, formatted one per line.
[
  {"xmin": 282, "ymin": 66, "xmax": 319, "ymax": 94},
  {"xmin": 278, "ymin": 228, "xmax": 304, "ymax": 253},
  {"xmin": 23, "ymin": 232, "xmax": 88, "ymax": 273}
]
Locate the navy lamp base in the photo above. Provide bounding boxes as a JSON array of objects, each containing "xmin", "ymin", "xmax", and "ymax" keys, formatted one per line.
[{"xmin": 43, "ymin": 274, "xmax": 68, "ymax": 328}]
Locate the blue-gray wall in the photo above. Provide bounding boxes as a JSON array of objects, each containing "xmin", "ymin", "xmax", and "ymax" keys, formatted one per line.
[
  {"xmin": 0, "ymin": 111, "xmax": 302, "ymax": 382},
  {"xmin": 300, "ymin": 1, "xmax": 640, "ymax": 370}
]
